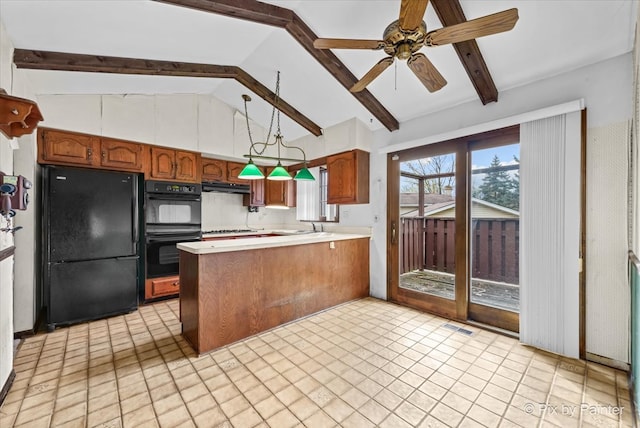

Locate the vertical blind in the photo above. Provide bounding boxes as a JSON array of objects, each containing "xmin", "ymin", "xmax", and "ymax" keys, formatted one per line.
[{"xmin": 520, "ymin": 111, "xmax": 582, "ymax": 358}]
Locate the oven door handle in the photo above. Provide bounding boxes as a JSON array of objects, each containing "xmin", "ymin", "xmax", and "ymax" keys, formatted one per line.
[
  {"xmin": 146, "ymin": 235, "xmax": 200, "ymax": 243},
  {"xmin": 146, "ymin": 195, "xmax": 201, "ymax": 202}
]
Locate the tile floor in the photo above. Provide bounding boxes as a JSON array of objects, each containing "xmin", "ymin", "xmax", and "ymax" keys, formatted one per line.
[{"xmin": 0, "ymin": 297, "xmax": 634, "ymax": 428}]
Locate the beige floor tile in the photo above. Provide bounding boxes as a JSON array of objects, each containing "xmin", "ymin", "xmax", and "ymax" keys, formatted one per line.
[
  {"xmin": 4, "ymin": 298, "xmax": 633, "ymax": 428},
  {"xmin": 87, "ymin": 402, "xmax": 121, "ymax": 427},
  {"xmin": 303, "ymin": 409, "xmax": 337, "ymax": 428}
]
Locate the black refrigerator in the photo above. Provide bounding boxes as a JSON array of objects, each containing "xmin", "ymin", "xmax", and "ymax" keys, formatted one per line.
[{"xmin": 42, "ymin": 165, "xmax": 140, "ymax": 331}]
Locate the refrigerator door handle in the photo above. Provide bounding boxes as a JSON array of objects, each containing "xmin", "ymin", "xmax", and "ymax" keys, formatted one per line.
[
  {"xmin": 116, "ymin": 256, "xmax": 140, "ymax": 261},
  {"xmin": 132, "ymin": 178, "xmax": 139, "ymax": 253}
]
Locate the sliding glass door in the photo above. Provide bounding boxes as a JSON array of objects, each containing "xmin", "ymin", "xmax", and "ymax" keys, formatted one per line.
[{"xmin": 387, "ymin": 126, "xmax": 520, "ymax": 332}]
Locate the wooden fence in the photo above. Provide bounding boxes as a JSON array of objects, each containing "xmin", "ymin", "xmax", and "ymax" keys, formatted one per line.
[{"xmin": 401, "ymin": 217, "xmax": 519, "ymax": 285}]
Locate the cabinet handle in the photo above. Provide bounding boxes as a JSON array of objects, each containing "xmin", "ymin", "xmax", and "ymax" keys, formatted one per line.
[
  {"xmin": 101, "ymin": 151, "xmax": 106, "ymax": 158},
  {"xmin": 172, "ymin": 281, "xmax": 179, "ymax": 287},
  {"xmin": 87, "ymin": 148, "xmax": 92, "ymax": 160}
]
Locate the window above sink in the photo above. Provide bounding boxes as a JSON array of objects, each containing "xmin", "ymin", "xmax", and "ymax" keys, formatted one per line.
[{"xmin": 296, "ymin": 166, "xmax": 339, "ymax": 222}]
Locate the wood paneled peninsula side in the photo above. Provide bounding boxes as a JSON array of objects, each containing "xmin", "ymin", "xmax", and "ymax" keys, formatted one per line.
[{"xmin": 177, "ymin": 233, "xmax": 370, "ymax": 355}]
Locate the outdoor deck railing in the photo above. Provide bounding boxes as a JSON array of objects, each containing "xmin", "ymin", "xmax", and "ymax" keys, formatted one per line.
[{"xmin": 401, "ymin": 217, "xmax": 519, "ymax": 284}]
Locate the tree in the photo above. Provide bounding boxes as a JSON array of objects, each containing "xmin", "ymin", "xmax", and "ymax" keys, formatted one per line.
[
  {"xmin": 400, "ymin": 155, "xmax": 455, "ymax": 194},
  {"xmin": 473, "ymin": 155, "xmax": 519, "ymax": 210}
]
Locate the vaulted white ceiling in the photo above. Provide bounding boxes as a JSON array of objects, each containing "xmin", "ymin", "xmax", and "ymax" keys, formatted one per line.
[{"xmin": 0, "ymin": 0, "xmax": 637, "ymax": 140}]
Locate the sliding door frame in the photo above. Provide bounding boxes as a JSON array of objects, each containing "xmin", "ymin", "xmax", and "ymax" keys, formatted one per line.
[{"xmin": 387, "ymin": 125, "xmax": 521, "ymax": 329}]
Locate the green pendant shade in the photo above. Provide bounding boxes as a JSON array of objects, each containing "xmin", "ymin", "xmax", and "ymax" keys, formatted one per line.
[
  {"xmin": 267, "ymin": 163, "xmax": 292, "ymax": 181},
  {"xmin": 238, "ymin": 160, "xmax": 264, "ymax": 180},
  {"xmin": 294, "ymin": 166, "xmax": 315, "ymax": 181}
]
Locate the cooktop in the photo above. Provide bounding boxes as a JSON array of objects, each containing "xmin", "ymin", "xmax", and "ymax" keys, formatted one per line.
[{"xmin": 202, "ymin": 229, "xmax": 255, "ymax": 234}]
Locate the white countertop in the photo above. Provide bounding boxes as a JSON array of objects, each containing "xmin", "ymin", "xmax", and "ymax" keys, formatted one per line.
[{"xmin": 178, "ymin": 231, "xmax": 370, "ymax": 254}]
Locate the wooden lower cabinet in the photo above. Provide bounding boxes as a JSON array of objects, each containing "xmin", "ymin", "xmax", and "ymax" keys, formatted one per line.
[
  {"xmin": 145, "ymin": 276, "xmax": 180, "ymax": 300},
  {"xmin": 180, "ymin": 238, "xmax": 370, "ymax": 354}
]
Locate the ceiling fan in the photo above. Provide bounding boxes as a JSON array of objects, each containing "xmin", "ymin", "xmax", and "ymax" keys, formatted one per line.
[{"xmin": 313, "ymin": 0, "xmax": 518, "ymax": 93}]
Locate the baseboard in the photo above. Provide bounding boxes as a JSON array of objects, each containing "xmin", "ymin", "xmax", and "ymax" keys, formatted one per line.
[
  {"xmin": 14, "ymin": 306, "xmax": 46, "ymax": 340},
  {"xmin": 586, "ymin": 352, "xmax": 630, "ymax": 371},
  {"xmin": 0, "ymin": 369, "xmax": 16, "ymax": 406},
  {"xmin": 13, "ymin": 329, "xmax": 34, "ymax": 340}
]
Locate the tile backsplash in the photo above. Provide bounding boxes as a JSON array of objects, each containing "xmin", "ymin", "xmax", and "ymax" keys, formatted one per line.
[{"xmin": 201, "ymin": 192, "xmax": 298, "ymax": 231}]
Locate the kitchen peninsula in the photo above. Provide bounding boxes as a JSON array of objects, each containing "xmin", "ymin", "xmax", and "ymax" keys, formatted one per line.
[{"xmin": 177, "ymin": 232, "xmax": 370, "ymax": 354}]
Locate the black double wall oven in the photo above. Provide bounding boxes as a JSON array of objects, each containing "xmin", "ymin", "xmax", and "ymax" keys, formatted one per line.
[{"xmin": 144, "ymin": 180, "xmax": 201, "ymax": 300}]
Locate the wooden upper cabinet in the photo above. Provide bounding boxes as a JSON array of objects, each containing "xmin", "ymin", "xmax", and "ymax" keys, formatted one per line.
[
  {"xmin": 202, "ymin": 158, "xmax": 227, "ymax": 182},
  {"xmin": 226, "ymin": 162, "xmax": 247, "ymax": 184},
  {"xmin": 327, "ymin": 149, "xmax": 370, "ymax": 204},
  {"xmin": 149, "ymin": 147, "xmax": 176, "ymax": 180},
  {"xmin": 100, "ymin": 138, "xmax": 144, "ymax": 172},
  {"xmin": 38, "ymin": 128, "xmax": 100, "ymax": 166},
  {"xmin": 243, "ymin": 167, "xmax": 266, "ymax": 207},
  {"xmin": 175, "ymin": 150, "xmax": 200, "ymax": 182},
  {"xmin": 265, "ymin": 168, "xmax": 295, "ymax": 208},
  {"xmin": 149, "ymin": 147, "xmax": 200, "ymax": 183}
]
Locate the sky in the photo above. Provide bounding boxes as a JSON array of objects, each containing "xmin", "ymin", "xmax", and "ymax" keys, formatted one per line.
[
  {"xmin": 400, "ymin": 142, "xmax": 520, "ymax": 193},
  {"xmin": 471, "ymin": 143, "xmax": 520, "ymax": 170}
]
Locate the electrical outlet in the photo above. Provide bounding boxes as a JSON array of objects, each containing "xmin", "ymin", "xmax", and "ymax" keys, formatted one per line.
[{"xmin": 329, "ymin": 241, "xmax": 335, "ymax": 249}]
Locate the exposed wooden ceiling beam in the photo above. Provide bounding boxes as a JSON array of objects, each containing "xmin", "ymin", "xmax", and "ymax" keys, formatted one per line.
[
  {"xmin": 430, "ymin": 0, "xmax": 499, "ymax": 105},
  {"xmin": 154, "ymin": 0, "xmax": 400, "ymax": 132},
  {"xmin": 13, "ymin": 49, "xmax": 322, "ymax": 137}
]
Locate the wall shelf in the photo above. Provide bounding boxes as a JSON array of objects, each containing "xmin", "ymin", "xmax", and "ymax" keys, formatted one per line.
[{"xmin": 0, "ymin": 89, "xmax": 43, "ymax": 139}]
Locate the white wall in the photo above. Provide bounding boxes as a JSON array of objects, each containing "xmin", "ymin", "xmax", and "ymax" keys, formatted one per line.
[
  {"xmin": 370, "ymin": 53, "xmax": 633, "ymax": 365},
  {"xmin": 0, "ymin": 18, "xmax": 18, "ymax": 393}
]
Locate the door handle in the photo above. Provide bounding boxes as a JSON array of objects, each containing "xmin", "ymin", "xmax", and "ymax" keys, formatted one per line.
[{"xmin": 391, "ymin": 221, "xmax": 397, "ymax": 245}]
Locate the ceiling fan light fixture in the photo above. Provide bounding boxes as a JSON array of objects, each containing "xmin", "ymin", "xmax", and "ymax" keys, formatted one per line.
[{"xmin": 396, "ymin": 43, "xmax": 412, "ymax": 60}]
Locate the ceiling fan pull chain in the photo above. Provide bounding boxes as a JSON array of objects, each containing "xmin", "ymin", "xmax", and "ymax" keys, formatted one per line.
[{"xmin": 395, "ymin": 60, "xmax": 398, "ymax": 91}]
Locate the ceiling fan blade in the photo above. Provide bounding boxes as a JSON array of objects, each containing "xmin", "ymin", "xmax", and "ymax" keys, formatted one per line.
[
  {"xmin": 426, "ymin": 8, "xmax": 519, "ymax": 46},
  {"xmin": 407, "ymin": 53, "xmax": 447, "ymax": 92},
  {"xmin": 313, "ymin": 38, "xmax": 386, "ymax": 50},
  {"xmin": 350, "ymin": 57, "xmax": 394, "ymax": 93},
  {"xmin": 398, "ymin": 0, "xmax": 429, "ymax": 32}
]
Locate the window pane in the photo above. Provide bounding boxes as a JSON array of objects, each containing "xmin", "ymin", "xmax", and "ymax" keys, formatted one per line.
[{"xmin": 470, "ymin": 143, "xmax": 520, "ymax": 312}]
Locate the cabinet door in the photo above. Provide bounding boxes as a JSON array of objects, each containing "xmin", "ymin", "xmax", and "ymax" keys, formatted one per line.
[
  {"xmin": 175, "ymin": 151, "xmax": 200, "ymax": 182},
  {"xmin": 245, "ymin": 167, "xmax": 266, "ymax": 206},
  {"xmin": 100, "ymin": 138, "xmax": 144, "ymax": 172},
  {"xmin": 38, "ymin": 128, "xmax": 100, "ymax": 166},
  {"xmin": 327, "ymin": 149, "xmax": 369, "ymax": 204},
  {"xmin": 265, "ymin": 168, "xmax": 288, "ymax": 207},
  {"xmin": 150, "ymin": 147, "xmax": 176, "ymax": 180},
  {"xmin": 202, "ymin": 158, "xmax": 227, "ymax": 182},
  {"xmin": 227, "ymin": 161, "xmax": 247, "ymax": 184}
]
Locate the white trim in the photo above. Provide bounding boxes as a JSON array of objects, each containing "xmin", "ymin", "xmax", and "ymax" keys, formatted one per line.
[{"xmin": 380, "ymin": 99, "xmax": 585, "ymax": 154}]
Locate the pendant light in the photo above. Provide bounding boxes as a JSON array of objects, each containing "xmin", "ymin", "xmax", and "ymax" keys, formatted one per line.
[{"xmin": 239, "ymin": 72, "xmax": 315, "ymax": 182}]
